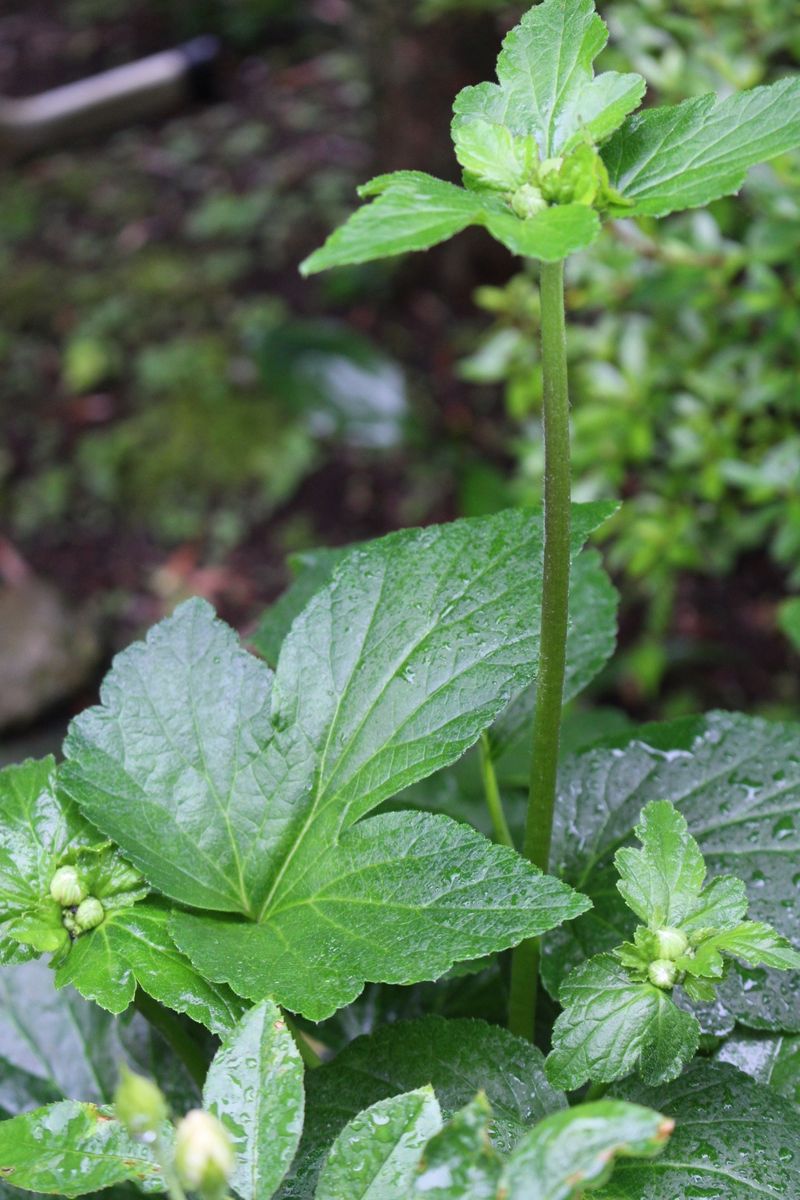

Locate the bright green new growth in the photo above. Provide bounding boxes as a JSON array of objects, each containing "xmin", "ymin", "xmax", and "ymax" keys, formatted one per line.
[
  {"xmin": 546, "ymin": 800, "xmax": 800, "ymax": 1089},
  {"xmin": 301, "ymin": 0, "xmax": 800, "ymax": 273}
]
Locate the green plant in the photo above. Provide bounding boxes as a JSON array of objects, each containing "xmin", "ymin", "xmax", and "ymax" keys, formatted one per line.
[{"xmin": 1, "ymin": 2, "xmax": 800, "ymax": 1197}]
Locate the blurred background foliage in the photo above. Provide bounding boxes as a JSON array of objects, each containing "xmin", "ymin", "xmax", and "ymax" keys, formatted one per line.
[{"xmin": 0, "ymin": 0, "xmax": 799, "ymax": 746}]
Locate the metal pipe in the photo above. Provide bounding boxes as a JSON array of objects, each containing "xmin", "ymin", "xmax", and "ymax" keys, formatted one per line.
[{"xmin": 0, "ymin": 36, "xmax": 220, "ymax": 159}]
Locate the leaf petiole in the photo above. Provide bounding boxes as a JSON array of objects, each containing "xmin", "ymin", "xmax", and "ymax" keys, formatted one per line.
[{"xmin": 479, "ymin": 732, "xmax": 514, "ymax": 849}]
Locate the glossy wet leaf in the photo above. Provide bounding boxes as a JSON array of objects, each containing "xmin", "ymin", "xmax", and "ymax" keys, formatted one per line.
[
  {"xmin": 548, "ymin": 712, "xmax": 800, "ymax": 1029},
  {"xmin": 411, "ymin": 1095, "xmax": 501, "ymax": 1198},
  {"xmin": 716, "ymin": 1031, "xmax": 800, "ymax": 1105},
  {"xmin": 315, "ymin": 1087, "xmax": 441, "ymax": 1200},
  {"xmin": 204, "ymin": 1000, "xmax": 304, "ymax": 1200},
  {"xmin": 604, "ymin": 78, "xmax": 800, "ymax": 218},
  {"xmin": 64, "ymin": 505, "xmax": 607, "ymax": 1014},
  {"xmin": 280, "ymin": 1016, "xmax": 565, "ymax": 1199},
  {"xmin": 604, "ymin": 1060, "xmax": 800, "ymax": 1198},
  {"xmin": 172, "ymin": 809, "xmax": 590, "ymax": 1020},
  {"xmin": 500, "ymin": 1100, "xmax": 672, "ymax": 1199},
  {"xmin": 546, "ymin": 954, "xmax": 700, "ymax": 1089},
  {"xmin": 0, "ymin": 1101, "xmax": 164, "ymax": 1196},
  {"xmin": 452, "ymin": 0, "xmax": 644, "ymax": 157},
  {"xmin": 615, "ymin": 800, "xmax": 707, "ymax": 928},
  {"xmin": 52, "ymin": 899, "xmax": 244, "ymax": 1035}
]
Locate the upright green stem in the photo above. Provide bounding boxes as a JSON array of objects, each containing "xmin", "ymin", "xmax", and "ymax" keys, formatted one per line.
[{"xmin": 508, "ymin": 259, "xmax": 571, "ymax": 1042}]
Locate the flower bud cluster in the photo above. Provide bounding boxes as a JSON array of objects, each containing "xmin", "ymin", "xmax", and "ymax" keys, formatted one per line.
[
  {"xmin": 647, "ymin": 927, "xmax": 691, "ymax": 991},
  {"xmin": 508, "ymin": 141, "xmax": 623, "ymax": 220},
  {"xmin": 50, "ymin": 866, "xmax": 105, "ymax": 937}
]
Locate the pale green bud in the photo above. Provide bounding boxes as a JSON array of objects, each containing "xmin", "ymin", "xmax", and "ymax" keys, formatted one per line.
[
  {"xmin": 655, "ymin": 927, "xmax": 689, "ymax": 960},
  {"xmin": 510, "ymin": 183, "xmax": 547, "ymax": 220},
  {"xmin": 537, "ymin": 156, "xmax": 564, "ymax": 201},
  {"xmin": 49, "ymin": 866, "xmax": 87, "ymax": 907},
  {"xmin": 175, "ymin": 1110, "xmax": 234, "ymax": 1200},
  {"xmin": 648, "ymin": 958, "xmax": 678, "ymax": 989},
  {"xmin": 114, "ymin": 1065, "xmax": 168, "ymax": 1136},
  {"xmin": 74, "ymin": 896, "xmax": 105, "ymax": 932}
]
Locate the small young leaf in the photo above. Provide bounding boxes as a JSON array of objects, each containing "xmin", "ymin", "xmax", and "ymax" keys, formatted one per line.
[
  {"xmin": 615, "ymin": 800, "xmax": 706, "ymax": 929},
  {"xmin": 0, "ymin": 758, "xmax": 96, "ymax": 958},
  {"xmin": 546, "ymin": 954, "xmax": 700, "ymax": 1089},
  {"xmin": 411, "ymin": 1094, "xmax": 502, "ymax": 1199},
  {"xmin": 300, "ymin": 173, "xmax": 484, "ymax": 275},
  {"xmin": 603, "ymin": 77, "xmax": 800, "ymax": 217},
  {"xmin": 204, "ymin": 1000, "xmax": 304, "ymax": 1200},
  {"xmin": 452, "ymin": 121, "xmax": 530, "ymax": 192},
  {"xmin": 52, "ymin": 899, "xmax": 244, "ymax": 1035},
  {"xmin": 452, "ymin": 0, "xmax": 644, "ymax": 156},
  {"xmin": 501, "ymin": 1100, "xmax": 672, "ymax": 1200},
  {"xmin": 606, "ymin": 1060, "xmax": 800, "ymax": 1199},
  {"xmin": 315, "ymin": 1087, "xmax": 441, "ymax": 1200},
  {"xmin": 548, "ymin": 712, "xmax": 800, "ymax": 1030},
  {"xmin": 0, "ymin": 1102, "xmax": 164, "ymax": 1196},
  {"xmin": 682, "ymin": 922, "xmax": 800, "ymax": 979}
]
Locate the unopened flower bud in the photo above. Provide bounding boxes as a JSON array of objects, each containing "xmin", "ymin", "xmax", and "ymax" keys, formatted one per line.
[
  {"xmin": 655, "ymin": 927, "xmax": 689, "ymax": 961},
  {"xmin": 648, "ymin": 958, "xmax": 678, "ymax": 989},
  {"xmin": 537, "ymin": 156, "xmax": 564, "ymax": 201},
  {"xmin": 74, "ymin": 896, "xmax": 105, "ymax": 932},
  {"xmin": 50, "ymin": 866, "xmax": 87, "ymax": 908},
  {"xmin": 114, "ymin": 1065, "xmax": 168, "ymax": 1136},
  {"xmin": 175, "ymin": 1110, "xmax": 234, "ymax": 1200},
  {"xmin": 510, "ymin": 183, "xmax": 547, "ymax": 220}
]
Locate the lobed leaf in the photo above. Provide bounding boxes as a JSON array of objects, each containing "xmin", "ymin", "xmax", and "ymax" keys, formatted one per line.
[
  {"xmin": 204, "ymin": 1000, "xmax": 304, "ymax": 1200},
  {"xmin": 64, "ymin": 506, "xmax": 609, "ymax": 1016},
  {"xmin": 452, "ymin": 0, "xmax": 644, "ymax": 156}
]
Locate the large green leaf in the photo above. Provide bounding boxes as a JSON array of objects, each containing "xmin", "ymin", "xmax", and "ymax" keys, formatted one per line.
[
  {"xmin": 204, "ymin": 1000, "xmax": 304, "ymax": 1200},
  {"xmin": 0, "ymin": 1102, "xmax": 164, "ymax": 1197},
  {"xmin": 52, "ymin": 900, "xmax": 244, "ymax": 1034},
  {"xmin": 603, "ymin": 1060, "xmax": 800, "ymax": 1198},
  {"xmin": 64, "ymin": 506, "xmax": 607, "ymax": 1014},
  {"xmin": 546, "ymin": 954, "xmax": 699, "ymax": 1090},
  {"xmin": 301, "ymin": 172, "xmax": 599, "ymax": 274},
  {"xmin": 546, "ymin": 712, "xmax": 800, "ymax": 1030},
  {"xmin": 603, "ymin": 77, "xmax": 800, "ymax": 218},
  {"xmin": 280, "ymin": 1015, "xmax": 566, "ymax": 1199},
  {"xmin": 716, "ymin": 1031, "xmax": 800, "ymax": 1106},
  {"xmin": 173, "ymin": 810, "xmax": 589, "ymax": 1020},
  {"xmin": 501, "ymin": 1100, "xmax": 671, "ymax": 1200},
  {"xmin": 315, "ymin": 1087, "xmax": 442, "ymax": 1200},
  {"xmin": 452, "ymin": 0, "xmax": 644, "ymax": 156}
]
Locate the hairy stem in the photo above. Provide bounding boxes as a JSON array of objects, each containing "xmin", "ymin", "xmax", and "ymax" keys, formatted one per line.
[
  {"xmin": 133, "ymin": 992, "xmax": 209, "ymax": 1090},
  {"xmin": 508, "ymin": 258, "xmax": 571, "ymax": 1042},
  {"xmin": 480, "ymin": 732, "xmax": 514, "ymax": 848}
]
